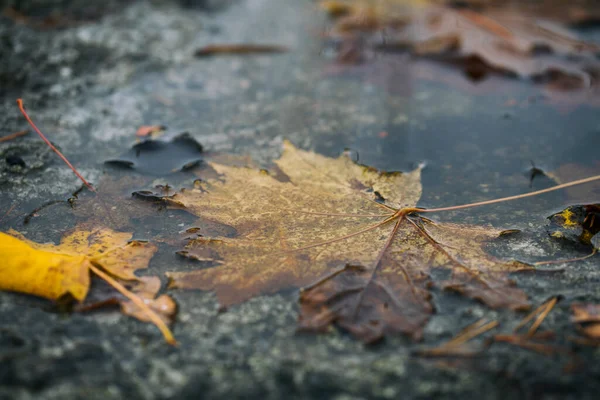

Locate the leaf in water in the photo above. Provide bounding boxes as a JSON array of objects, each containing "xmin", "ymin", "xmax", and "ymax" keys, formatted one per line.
[
  {"xmin": 105, "ymin": 132, "xmax": 203, "ymax": 176},
  {"xmin": 320, "ymin": 0, "xmax": 600, "ymax": 91},
  {"xmin": 164, "ymin": 141, "xmax": 530, "ymax": 343},
  {"xmin": 547, "ymin": 204, "xmax": 600, "ymax": 248},
  {"xmin": 0, "ymin": 226, "xmax": 176, "ymax": 344}
]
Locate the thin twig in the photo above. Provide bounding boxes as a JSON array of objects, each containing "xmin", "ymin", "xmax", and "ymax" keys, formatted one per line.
[
  {"xmin": 17, "ymin": 99, "xmax": 95, "ymax": 192},
  {"xmin": 418, "ymin": 175, "xmax": 600, "ymax": 214},
  {"xmin": 0, "ymin": 129, "xmax": 28, "ymax": 142},
  {"xmin": 87, "ymin": 262, "xmax": 176, "ymax": 345},
  {"xmin": 535, "ymin": 249, "xmax": 597, "ymax": 266}
]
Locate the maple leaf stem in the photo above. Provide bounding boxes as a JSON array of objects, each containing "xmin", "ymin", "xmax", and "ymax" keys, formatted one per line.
[
  {"xmin": 534, "ymin": 249, "xmax": 597, "ymax": 266},
  {"xmin": 416, "ymin": 174, "xmax": 600, "ymax": 214},
  {"xmin": 300, "ymin": 264, "xmax": 364, "ymax": 293},
  {"xmin": 281, "ymin": 208, "xmax": 393, "ymax": 218},
  {"xmin": 284, "ymin": 214, "xmax": 397, "ymax": 254},
  {"xmin": 350, "ymin": 214, "xmax": 405, "ymax": 320},
  {"xmin": 87, "ymin": 262, "xmax": 177, "ymax": 346},
  {"xmin": 16, "ymin": 99, "xmax": 96, "ymax": 193},
  {"xmin": 405, "ymin": 216, "xmax": 502, "ymax": 294}
]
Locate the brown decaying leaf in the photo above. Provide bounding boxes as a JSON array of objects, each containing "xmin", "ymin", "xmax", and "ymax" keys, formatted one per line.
[
  {"xmin": 165, "ymin": 141, "xmax": 530, "ymax": 343},
  {"xmin": 320, "ymin": 0, "xmax": 600, "ymax": 91}
]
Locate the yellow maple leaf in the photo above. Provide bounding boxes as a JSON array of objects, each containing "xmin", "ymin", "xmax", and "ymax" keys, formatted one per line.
[
  {"xmin": 166, "ymin": 141, "xmax": 530, "ymax": 343},
  {"xmin": 0, "ymin": 226, "xmax": 176, "ymax": 345}
]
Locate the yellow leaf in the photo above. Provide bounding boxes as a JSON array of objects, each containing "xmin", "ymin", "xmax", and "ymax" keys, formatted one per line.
[
  {"xmin": 0, "ymin": 232, "xmax": 90, "ymax": 302},
  {"xmin": 0, "ymin": 226, "xmax": 176, "ymax": 345}
]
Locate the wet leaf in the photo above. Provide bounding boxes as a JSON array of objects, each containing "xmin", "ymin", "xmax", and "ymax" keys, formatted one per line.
[
  {"xmin": 320, "ymin": 0, "xmax": 600, "ymax": 90},
  {"xmin": 105, "ymin": 132, "xmax": 203, "ymax": 176},
  {"xmin": 0, "ymin": 226, "xmax": 175, "ymax": 344},
  {"xmin": 164, "ymin": 141, "xmax": 530, "ymax": 342},
  {"xmin": 547, "ymin": 204, "xmax": 600, "ymax": 248}
]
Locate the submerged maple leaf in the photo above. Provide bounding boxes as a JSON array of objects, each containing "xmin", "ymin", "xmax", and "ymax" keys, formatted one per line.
[
  {"xmin": 0, "ymin": 226, "xmax": 176, "ymax": 344},
  {"xmin": 165, "ymin": 141, "xmax": 530, "ymax": 342}
]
